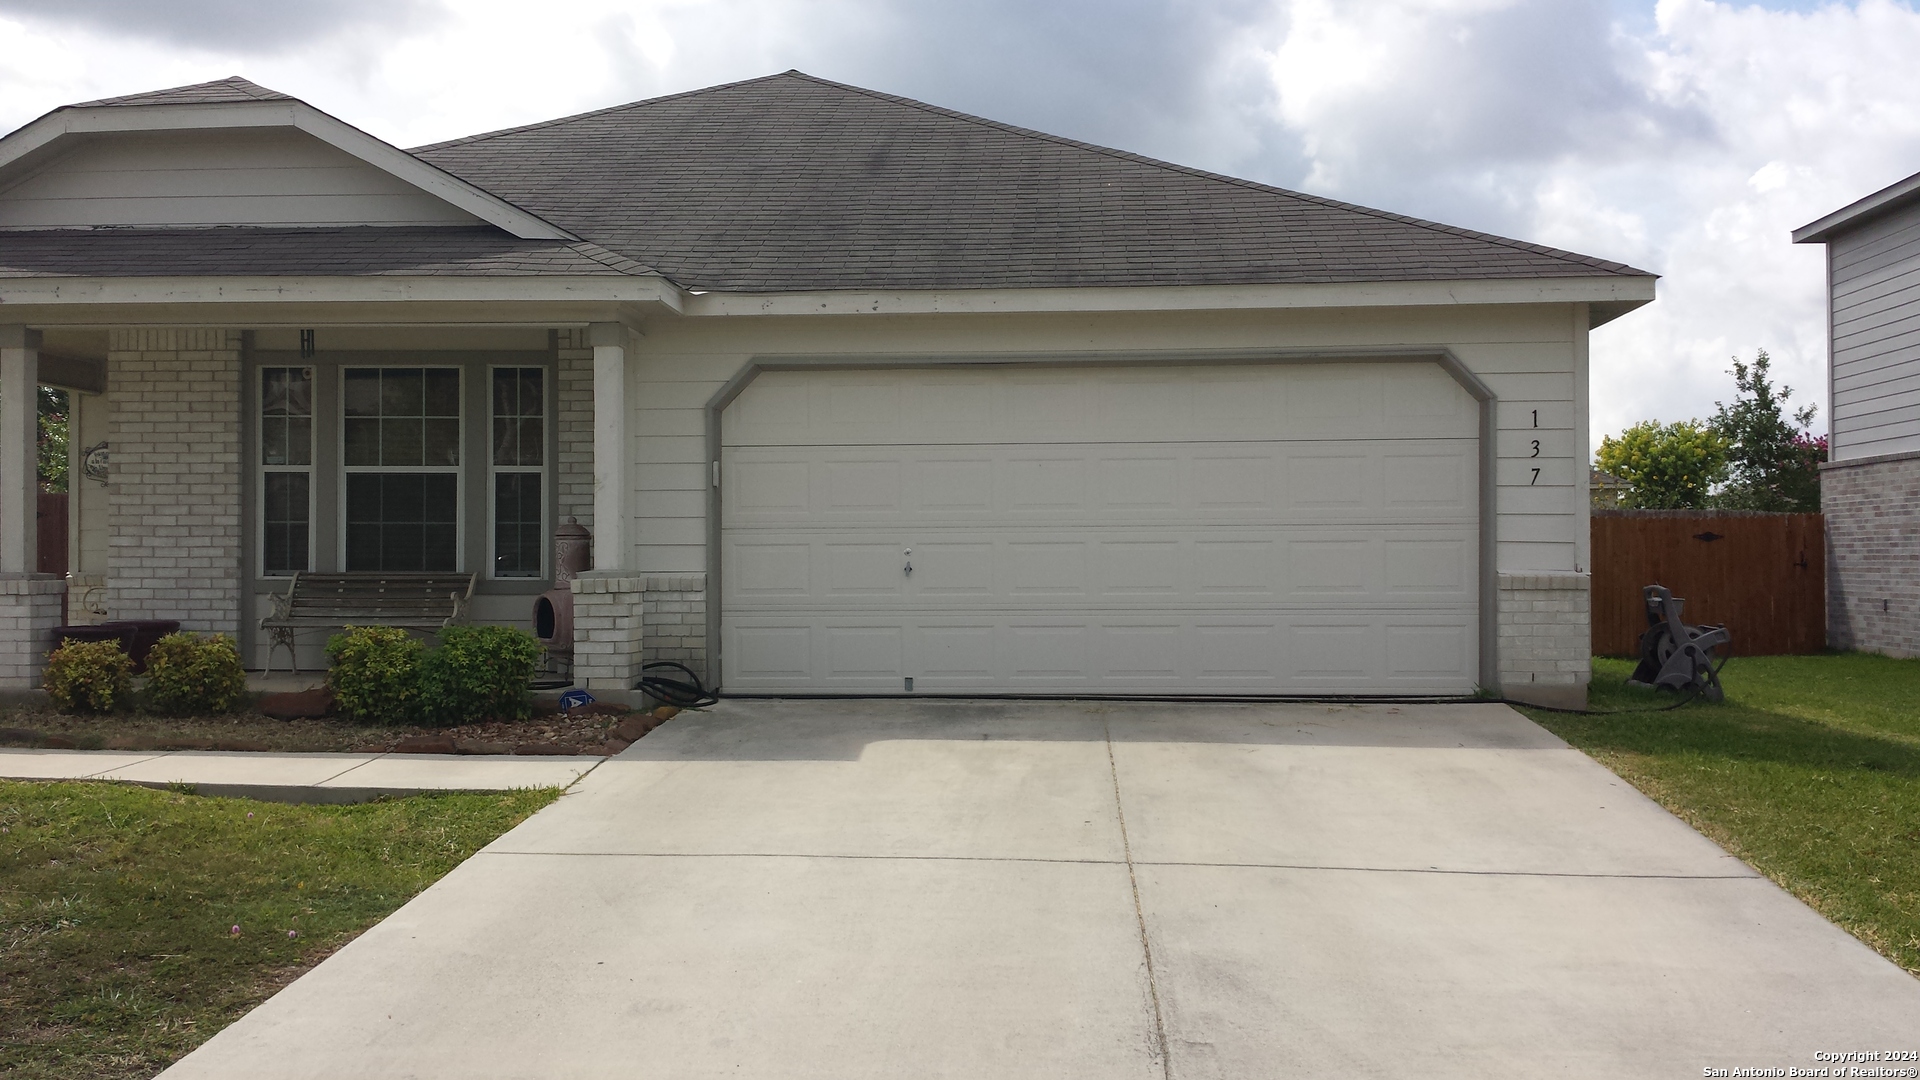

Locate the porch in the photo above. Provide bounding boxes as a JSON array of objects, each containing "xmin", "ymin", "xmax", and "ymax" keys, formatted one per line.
[{"xmin": 0, "ymin": 323, "xmax": 688, "ymax": 702}]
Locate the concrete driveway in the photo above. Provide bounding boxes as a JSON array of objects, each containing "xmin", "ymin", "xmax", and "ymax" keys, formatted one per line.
[{"xmin": 161, "ymin": 700, "xmax": 1920, "ymax": 1079}]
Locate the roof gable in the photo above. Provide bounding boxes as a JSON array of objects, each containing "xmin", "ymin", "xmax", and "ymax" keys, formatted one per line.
[
  {"xmin": 0, "ymin": 77, "xmax": 572, "ymax": 240},
  {"xmin": 413, "ymin": 70, "xmax": 1652, "ymax": 292}
]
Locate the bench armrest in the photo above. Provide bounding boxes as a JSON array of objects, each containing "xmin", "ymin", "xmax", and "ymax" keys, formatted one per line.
[{"xmin": 263, "ymin": 571, "xmax": 301, "ymax": 625}]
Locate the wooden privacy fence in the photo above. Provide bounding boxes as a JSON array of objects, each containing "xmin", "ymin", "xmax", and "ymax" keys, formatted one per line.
[{"xmin": 1591, "ymin": 510, "xmax": 1825, "ymax": 656}]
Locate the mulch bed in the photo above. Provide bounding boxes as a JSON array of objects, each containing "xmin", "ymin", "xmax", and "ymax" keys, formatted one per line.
[{"xmin": 0, "ymin": 696, "xmax": 679, "ymax": 757}]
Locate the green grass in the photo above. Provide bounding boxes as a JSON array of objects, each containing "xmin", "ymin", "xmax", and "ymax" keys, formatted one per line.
[
  {"xmin": 0, "ymin": 782, "xmax": 560, "ymax": 1079},
  {"xmin": 1522, "ymin": 653, "xmax": 1920, "ymax": 975}
]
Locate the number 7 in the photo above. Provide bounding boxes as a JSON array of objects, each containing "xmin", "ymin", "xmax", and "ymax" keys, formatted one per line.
[{"xmin": 1530, "ymin": 468, "xmax": 1541, "ymax": 485}]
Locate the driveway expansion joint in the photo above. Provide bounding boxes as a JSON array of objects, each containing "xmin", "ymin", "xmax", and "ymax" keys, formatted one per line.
[{"xmin": 1107, "ymin": 721, "xmax": 1172, "ymax": 1080}]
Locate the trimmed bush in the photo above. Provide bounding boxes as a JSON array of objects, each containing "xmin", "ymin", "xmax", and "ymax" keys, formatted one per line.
[
  {"xmin": 325, "ymin": 626, "xmax": 424, "ymax": 725},
  {"xmin": 43, "ymin": 638, "xmax": 134, "ymax": 714},
  {"xmin": 417, "ymin": 625, "xmax": 541, "ymax": 727},
  {"xmin": 143, "ymin": 632, "xmax": 250, "ymax": 716}
]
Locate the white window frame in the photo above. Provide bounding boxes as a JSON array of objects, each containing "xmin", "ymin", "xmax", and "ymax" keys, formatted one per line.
[
  {"xmin": 487, "ymin": 364, "xmax": 548, "ymax": 580},
  {"xmin": 257, "ymin": 364, "xmax": 314, "ymax": 578},
  {"xmin": 337, "ymin": 365, "xmax": 466, "ymax": 573}
]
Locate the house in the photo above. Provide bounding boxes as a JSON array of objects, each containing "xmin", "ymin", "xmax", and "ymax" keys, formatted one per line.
[
  {"xmin": 1795, "ymin": 170, "xmax": 1920, "ymax": 658},
  {"xmin": 0, "ymin": 72, "xmax": 1655, "ymax": 707}
]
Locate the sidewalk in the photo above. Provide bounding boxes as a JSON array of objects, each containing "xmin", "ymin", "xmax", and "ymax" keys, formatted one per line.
[{"xmin": 0, "ymin": 747, "xmax": 605, "ymax": 803}]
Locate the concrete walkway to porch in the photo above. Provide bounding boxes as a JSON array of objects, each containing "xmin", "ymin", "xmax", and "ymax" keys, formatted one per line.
[
  {"xmin": 148, "ymin": 698, "xmax": 1920, "ymax": 1079},
  {"xmin": 0, "ymin": 747, "xmax": 603, "ymax": 802}
]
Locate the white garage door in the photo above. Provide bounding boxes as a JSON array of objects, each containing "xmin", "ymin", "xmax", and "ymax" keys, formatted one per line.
[{"xmin": 719, "ymin": 363, "xmax": 1480, "ymax": 696}]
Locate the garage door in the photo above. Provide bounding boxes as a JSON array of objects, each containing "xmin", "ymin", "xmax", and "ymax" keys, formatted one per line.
[{"xmin": 719, "ymin": 363, "xmax": 1480, "ymax": 695}]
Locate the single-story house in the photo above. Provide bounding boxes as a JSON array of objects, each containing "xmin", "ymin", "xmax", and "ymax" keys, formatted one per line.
[
  {"xmin": 0, "ymin": 72, "xmax": 1655, "ymax": 707},
  {"xmin": 1795, "ymin": 169, "xmax": 1920, "ymax": 658}
]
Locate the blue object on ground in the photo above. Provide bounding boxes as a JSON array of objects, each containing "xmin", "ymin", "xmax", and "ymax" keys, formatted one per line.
[{"xmin": 559, "ymin": 689, "xmax": 595, "ymax": 712}]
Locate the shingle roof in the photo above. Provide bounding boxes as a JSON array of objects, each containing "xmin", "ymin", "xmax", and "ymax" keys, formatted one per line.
[
  {"xmin": 70, "ymin": 76, "xmax": 295, "ymax": 109},
  {"xmin": 0, "ymin": 227, "xmax": 659, "ymax": 278},
  {"xmin": 411, "ymin": 70, "xmax": 1652, "ymax": 292}
]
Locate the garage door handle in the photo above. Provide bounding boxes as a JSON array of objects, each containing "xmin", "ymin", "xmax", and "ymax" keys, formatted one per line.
[{"xmin": 904, "ymin": 548, "xmax": 912, "ymax": 577}]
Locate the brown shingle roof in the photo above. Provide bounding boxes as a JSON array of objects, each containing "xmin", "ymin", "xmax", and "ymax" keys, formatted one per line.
[{"xmin": 411, "ymin": 70, "xmax": 1652, "ymax": 292}]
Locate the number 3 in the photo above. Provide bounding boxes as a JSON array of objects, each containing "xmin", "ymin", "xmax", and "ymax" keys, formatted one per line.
[{"xmin": 1530, "ymin": 440, "xmax": 1541, "ymax": 458}]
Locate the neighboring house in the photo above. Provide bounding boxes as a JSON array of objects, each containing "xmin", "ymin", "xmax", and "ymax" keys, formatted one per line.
[
  {"xmin": 1589, "ymin": 468, "xmax": 1629, "ymax": 510},
  {"xmin": 0, "ymin": 72, "xmax": 1656, "ymax": 707},
  {"xmin": 1795, "ymin": 170, "xmax": 1920, "ymax": 658}
]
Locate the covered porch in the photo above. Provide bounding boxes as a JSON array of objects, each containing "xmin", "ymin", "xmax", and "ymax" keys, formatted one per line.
[{"xmin": 0, "ymin": 315, "xmax": 679, "ymax": 703}]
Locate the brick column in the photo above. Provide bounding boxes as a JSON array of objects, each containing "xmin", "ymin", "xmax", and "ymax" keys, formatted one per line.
[
  {"xmin": 1497, "ymin": 572, "xmax": 1591, "ymax": 709},
  {"xmin": 571, "ymin": 573, "xmax": 646, "ymax": 703},
  {"xmin": 1, "ymin": 326, "xmax": 63, "ymax": 690},
  {"xmin": 642, "ymin": 573, "xmax": 708, "ymax": 681}
]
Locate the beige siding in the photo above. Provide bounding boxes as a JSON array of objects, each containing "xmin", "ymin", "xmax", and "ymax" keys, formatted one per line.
[
  {"xmin": 1831, "ymin": 204, "xmax": 1920, "ymax": 460},
  {"xmin": 0, "ymin": 129, "xmax": 482, "ymax": 229},
  {"xmin": 625, "ymin": 303, "xmax": 1586, "ymax": 577}
]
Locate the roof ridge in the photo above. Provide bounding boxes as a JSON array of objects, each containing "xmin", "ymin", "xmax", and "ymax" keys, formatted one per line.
[
  {"xmin": 407, "ymin": 70, "xmax": 802, "ymax": 154},
  {"xmin": 776, "ymin": 71, "xmax": 1644, "ymax": 277},
  {"xmin": 69, "ymin": 75, "xmax": 294, "ymax": 109}
]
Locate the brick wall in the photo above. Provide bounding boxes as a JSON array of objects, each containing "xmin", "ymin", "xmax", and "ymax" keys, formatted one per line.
[
  {"xmin": 106, "ymin": 329, "xmax": 244, "ymax": 634},
  {"xmin": 1824, "ymin": 452, "xmax": 1920, "ymax": 657},
  {"xmin": 0, "ymin": 575, "xmax": 65, "ymax": 689},
  {"xmin": 1497, "ymin": 571, "xmax": 1591, "ymax": 708},
  {"xmin": 642, "ymin": 573, "xmax": 707, "ymax": 680},
  {"xmin": 554, "ymin": 329, "xmax": 594, "ymax": 531}
]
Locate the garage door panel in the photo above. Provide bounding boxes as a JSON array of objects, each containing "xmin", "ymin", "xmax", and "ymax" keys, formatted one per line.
[
  {"xmin": 726, "ymin": 364, "xmax": 1477, "ymax": 446},
  {"xmin": 722, "ymin": 614, "xmax": 1479, "ymax": 693},
  {"xmin": 721, "ymin": 364, "xmax": 1480, "ymax": 695},
  {"xmin": 724, "ymin": 527, "xmax": 1476, "ymax": 610},
  {"xmin": 723, "ymin": 441, "xmax": 1476, "ymax": 526}
]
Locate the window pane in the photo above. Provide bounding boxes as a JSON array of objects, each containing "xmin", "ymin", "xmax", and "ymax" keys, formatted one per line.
[
  {"xmin": 492, "ymin": 417, "xmax": 516, "ymax": 467},
  {"xmin": 517, "ymin": 417, "xmax": 543, "ymax": 466},
  {"xmin": 382, "ymin": 369, "xmax": 424, "ymax": 416},
  {"xmin": 425, "ymin": 369, "xmax": 461, "ymax": 416},
  {"xmin": 262, "ymin": 472, "xmax": 309, "ymax": 576},
  {"xmin": 518, "ymin": 369, "xmax": 543, "ymax": 415},
  {"xmin": 285, "ymin": 417, "xmax": 312, "ymax": 466},
  {"xmin": 493, "ymin": 472, "xmax": 541, "ymax": 577},
  {"xmin": 284, "ymin": 368, "xmax": 312, "ymax": 416},
  {"xmin": 381, "ymin": 417, "xmax": 424, "ymax": 466},
  {"xmin": 345, "ymin": 474, "xmax": 458, "ymax": 572},
  {"xmin": 424, "ymin": 419, "xmax": 461, "ymax": 467},
  {"xmin": 261, "ymin": 416, "xmax": 288, "ymax": 466},
  {"xmin": 343, "ymin": 418, "xmax": 378, "ymax": 466},
  {"xmin": 344, "ymin": 370, "xmax": 380, "ymax": 416},
  {"xmin": 493, "ymin": 368, "xmax": 518, "ymax": 418},
  {"xmin": 263, "ymin": 368, "xmax": 288, "ymax": 414}
]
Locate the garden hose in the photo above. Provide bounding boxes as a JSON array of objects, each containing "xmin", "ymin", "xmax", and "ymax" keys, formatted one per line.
[
  {"xmin": 1503, "ymin": 646, "xmax": 1733, "ymax": 716},
  {"xmin": 635, "ymin": 661, "xmax": 719, "ymax": 709}
]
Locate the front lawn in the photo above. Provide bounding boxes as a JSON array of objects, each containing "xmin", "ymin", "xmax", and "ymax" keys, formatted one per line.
[
  {"xmin": 0, "ymin": 781, "xmax": 560, "ymax": 1079},
  {"xmin": 1521, "ymin": 653, "xmax": 1920, "ymax": 976}
]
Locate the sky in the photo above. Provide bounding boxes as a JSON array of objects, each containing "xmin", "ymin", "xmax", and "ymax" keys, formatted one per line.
[{"xmin": 2, "ymin": 0, "xmax": 1918, "ymax": 452}]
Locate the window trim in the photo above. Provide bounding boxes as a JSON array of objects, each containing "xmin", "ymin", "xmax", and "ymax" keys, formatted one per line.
[
  {"xmin": 487, "ymin": 364, "xmax": 548, "ymax": 580},
  {"xmin": 337, "ymin": 364, "xmax": 467, "ymax": 574},
  {"xmin": 256, "ymin": 365, "xmax": 314, "ymax": 579}
]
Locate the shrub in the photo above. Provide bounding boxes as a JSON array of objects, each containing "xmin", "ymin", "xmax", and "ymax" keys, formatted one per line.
[
  {"xmin": 417, "ymin": 625, "xmax": 541, "ymax": 727},
  {"xmin": 43, "ymin": 638, "xmax": 133, "ymax": 714},
  {"xmin": 142, "ymin": 632, "xmax": 250, "ymax": 716},
  {"xmin": 325, "ymin": 626, "xmax": 424, "ymax": 725}
]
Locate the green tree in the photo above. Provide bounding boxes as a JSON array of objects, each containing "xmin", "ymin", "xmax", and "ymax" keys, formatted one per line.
[
  {"xmin": 1594, "ymin": 419, "xmax": 1728, "ymax": 509},
  {"xmin": 38, "ymin": 385, "xmax": 68, "ymax": 493},
  {"xmin": 1708, "ymin": 349, "xmax": 1824, "ymax": 512}
]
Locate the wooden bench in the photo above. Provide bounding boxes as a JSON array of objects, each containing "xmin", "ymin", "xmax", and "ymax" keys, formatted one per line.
[{"xmin": 260, "ymin": 571, "xmax": 476, "ymax": 673}]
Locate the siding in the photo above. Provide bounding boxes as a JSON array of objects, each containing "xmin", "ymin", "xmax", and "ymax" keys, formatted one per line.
[
  {"xmin": 0, "ymin": 129, "xmax": 482, "ymax": 229},
  {"xmin": 1831, "ymin": 203, "xmax": 1920, "ymax": 460},
  {"xmin": 622, "ymin": 303, "xmax": 1587, "ymax": 578}
]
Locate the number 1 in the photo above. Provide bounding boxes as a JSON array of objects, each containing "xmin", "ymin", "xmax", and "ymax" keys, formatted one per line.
[{"xmin": 1531, "ymin": 409, "xmax": 1538, "ymax": 428}]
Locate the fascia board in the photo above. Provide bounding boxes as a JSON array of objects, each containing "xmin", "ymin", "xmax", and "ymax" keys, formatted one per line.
[
  {"xmin": 1793, "ymin": 168, "xmax": 1920, "ymax": 244},
  {"xmin": 0, "ymin": 101, "xmax": 576, "ymax": 242},
  {"xmin": 0, "ymin": 274, "xmax": 684, "ymax": 311},
  {"xmin": 681, "ymin": 275, "xmax": 1658, "ymax": 317}
]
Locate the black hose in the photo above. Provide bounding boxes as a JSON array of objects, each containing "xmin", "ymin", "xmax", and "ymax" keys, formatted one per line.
[{"xmin": 636, "ymin": 661, "xmax": 718, "ymax": 709}]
